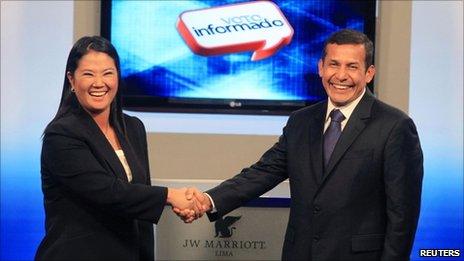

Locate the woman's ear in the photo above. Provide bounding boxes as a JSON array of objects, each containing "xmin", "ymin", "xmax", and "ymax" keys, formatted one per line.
[{"xmin": 67, "ymin": 72, "xmax": 75, "ymax": 91}]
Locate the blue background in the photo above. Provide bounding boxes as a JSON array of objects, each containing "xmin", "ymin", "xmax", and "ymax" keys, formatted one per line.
[{"xmin": 1, "ymin": 1, "xmax": 463, "ymax": 261}]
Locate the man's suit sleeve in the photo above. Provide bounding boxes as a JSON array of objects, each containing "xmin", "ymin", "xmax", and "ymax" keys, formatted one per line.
[
  {"xmin": 382, "ymin": 117, "xmax": 423, "ymax": 260},
  {"xmin": 42, "ymin": 132, "xmax": 167, "ymax": 223},
  {"xmin": 206, "ymin": 117, "xmax": 292, "ymax": 220}
]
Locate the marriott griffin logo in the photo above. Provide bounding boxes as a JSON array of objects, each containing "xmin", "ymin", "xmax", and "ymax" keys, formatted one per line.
[{"xmin": 215, "ymin": 216, "xmax": 241, "ymax": 238}]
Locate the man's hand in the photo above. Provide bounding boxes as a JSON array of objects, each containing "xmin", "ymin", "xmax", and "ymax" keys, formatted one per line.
[
  {"xmin": 187, "ymin": 187, "xmax": 212, "ymax": 213},
  {"xmin": 172, "ymin": 187, "xmax": 212, "ymax": 223},
  {"xmin": 166, "ymin": 187, "xmax": 200, "ymax": 221}
]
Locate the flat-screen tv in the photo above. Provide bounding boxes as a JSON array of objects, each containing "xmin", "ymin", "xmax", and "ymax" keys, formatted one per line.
[{"xmin": 101, "ymin": 0, "xmax": 376, "ymax": 115}]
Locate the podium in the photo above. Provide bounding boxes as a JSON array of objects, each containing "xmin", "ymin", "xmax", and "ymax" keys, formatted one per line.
[{"xmin": 156, "ymin": 197, "xmax": 290, "ymax": 260}]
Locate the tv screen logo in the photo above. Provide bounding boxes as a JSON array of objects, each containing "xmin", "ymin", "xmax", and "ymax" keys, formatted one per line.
[{"xmin": 177, "ymin": 1, "xmax": 294, "ymax": 61}]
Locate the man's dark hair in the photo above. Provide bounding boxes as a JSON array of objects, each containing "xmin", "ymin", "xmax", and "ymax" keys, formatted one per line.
[{"xmin": 321, "ymin": 29, "xmax": 374, "ymax": 70}]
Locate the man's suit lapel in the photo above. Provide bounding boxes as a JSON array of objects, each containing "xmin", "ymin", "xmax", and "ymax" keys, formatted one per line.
[
  {"xmin": 322, "ymin": 91, "xmax": 375, "ymax": 182},
  {"xmin": 308, "ymin": 102, "xmax": 327, "ymax": 185},
  {"xmin": 75, "ymin": 110, "xmax": 129, "ymax": 182}
]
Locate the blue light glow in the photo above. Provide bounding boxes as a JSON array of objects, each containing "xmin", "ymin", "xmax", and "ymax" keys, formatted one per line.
[{"xmin": 111, "ymin": 0, "xmax": 368, "ymax": 101}]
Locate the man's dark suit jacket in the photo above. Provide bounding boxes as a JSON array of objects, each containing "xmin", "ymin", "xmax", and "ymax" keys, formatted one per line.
[
  {"xmin": 207, "ymin": 91, "xmax": 423, "ymax": 261},
  {"xmin": 35, "ymin": 109, "xmax": 167, "ymax": 261}
]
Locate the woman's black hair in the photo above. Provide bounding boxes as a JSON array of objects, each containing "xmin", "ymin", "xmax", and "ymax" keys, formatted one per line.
[{"xmin": 45, "ymin": 36, "xmax": 126, "ymax": 135}]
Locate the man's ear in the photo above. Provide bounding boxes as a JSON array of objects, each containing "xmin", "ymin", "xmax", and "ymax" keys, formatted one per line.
[
  {"xmin": 365, "ymin": 65, "xmax": 376, "ymax": 83},
  {"xmin": 318, "ymin": 59, "xmax": 323, "ymax": 77}
]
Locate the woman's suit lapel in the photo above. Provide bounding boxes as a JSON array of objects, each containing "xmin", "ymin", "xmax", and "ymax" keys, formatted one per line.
[
  {"xmin": 117, "ymin": 129, "xmax": 146, "ymax": 184},
  {"xmin": 75, "ymin": 111, "xmax": 130, "ymax": 182}
]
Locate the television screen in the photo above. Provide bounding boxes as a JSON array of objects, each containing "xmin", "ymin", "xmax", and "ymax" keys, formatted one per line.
[{"xmin": 101, "ymin": 0, "xmax": 376, "ymax": 115}]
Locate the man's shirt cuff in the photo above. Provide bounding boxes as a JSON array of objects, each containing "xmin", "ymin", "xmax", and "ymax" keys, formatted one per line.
[{"xmin": 204, "ymin": 193, "xmax": 217, "ymax": 213}]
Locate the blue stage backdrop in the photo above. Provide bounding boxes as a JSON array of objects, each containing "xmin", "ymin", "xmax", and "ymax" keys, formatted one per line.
[{"xmin": 1, "ymin": 1, "xmax": 463, "ymax": 261}]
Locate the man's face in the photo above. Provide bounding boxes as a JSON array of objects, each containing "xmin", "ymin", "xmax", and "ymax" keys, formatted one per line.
[{"xmin": 318, "ymin": 43, "xmax": 375, "ymax": 107}]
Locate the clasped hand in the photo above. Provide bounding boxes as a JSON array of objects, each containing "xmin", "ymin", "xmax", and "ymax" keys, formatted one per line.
[{"xmin": 166, "ymin": 187, "xmax": 211, "ymax": 223}]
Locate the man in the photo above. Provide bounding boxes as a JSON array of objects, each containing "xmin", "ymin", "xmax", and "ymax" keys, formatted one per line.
[{"xmin": 180, "ymin": 29, "xmax": 423, "ymax": 260}]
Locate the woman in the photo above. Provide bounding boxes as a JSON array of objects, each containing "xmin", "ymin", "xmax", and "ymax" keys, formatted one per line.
[{"xmin": 35, "ymin": 36, "xmax": 198, "ymax": 260}]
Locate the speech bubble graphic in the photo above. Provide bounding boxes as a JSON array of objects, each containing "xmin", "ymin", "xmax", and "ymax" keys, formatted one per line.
[{"xmin": 176, "ymin": 1, "xmax": 294, "ymax": 61}]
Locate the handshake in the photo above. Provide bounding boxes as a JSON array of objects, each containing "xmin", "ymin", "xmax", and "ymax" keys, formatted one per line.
[{"xmin": 166, "ymin": 187, "xmax": 212, "ymax": 223}]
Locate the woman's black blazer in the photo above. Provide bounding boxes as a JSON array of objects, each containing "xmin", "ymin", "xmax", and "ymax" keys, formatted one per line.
[{"xmin": 35, "ymin": 109, "xmax": 167, "ymax": 261}]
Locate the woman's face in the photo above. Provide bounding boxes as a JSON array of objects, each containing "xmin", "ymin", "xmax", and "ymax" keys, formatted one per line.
[{"xmin": 67, "ymin": 50, "xmax": 118, "ymax": 116}]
